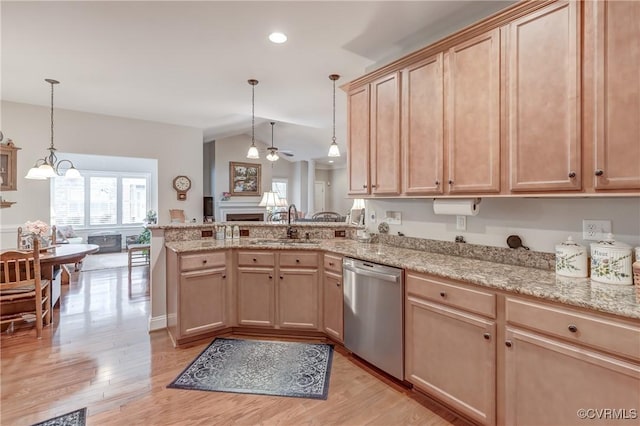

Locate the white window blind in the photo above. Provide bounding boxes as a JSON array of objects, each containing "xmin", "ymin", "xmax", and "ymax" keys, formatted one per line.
[{"xmin": 51, "ymin": 177, "xmax": 85, "ymax": 226}]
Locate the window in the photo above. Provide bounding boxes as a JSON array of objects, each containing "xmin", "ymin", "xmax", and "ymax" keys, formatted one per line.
[
  {"xmin": 51, "ymin": 171, "xmax": 150, "ymax": 228},
  {"xmin": 272, "ymin": 179, "xmax": 288, "ymax": 202}
]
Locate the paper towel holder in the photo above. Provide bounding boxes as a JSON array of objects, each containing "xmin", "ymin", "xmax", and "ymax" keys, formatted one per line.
[{"xmin": 432, "ymin": 197, "xmax": 482, "ymax": 205}]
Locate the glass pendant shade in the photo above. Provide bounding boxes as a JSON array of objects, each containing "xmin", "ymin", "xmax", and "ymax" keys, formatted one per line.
[
  {"xmin": 247, "ymin": 145, "xmax": 260, "ymax": 159},
  {"xmin": 328, "ymin": 141, "xmax": 341, "ymax": 157},
  {"xmin": 266, "ymin": 121, "xmax": 279, "ymax": 162}
]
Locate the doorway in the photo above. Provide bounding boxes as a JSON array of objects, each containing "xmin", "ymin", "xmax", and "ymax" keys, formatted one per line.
[{"xmin": 314, "ymin": 181, "xmax": 326, "ymax": 212}]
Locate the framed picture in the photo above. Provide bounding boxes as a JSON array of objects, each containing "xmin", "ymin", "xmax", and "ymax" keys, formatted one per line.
[{"xmin": 229, "ymin": 162, "xmax": 261, "ymax": 196}]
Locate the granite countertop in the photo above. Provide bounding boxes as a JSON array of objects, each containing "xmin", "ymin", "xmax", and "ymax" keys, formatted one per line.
[
  {"xmin": 150, "ymin": 222, "xmax": 362, "ymax": 230},
  {"xmin": 164, "ymin": 238, "xmax": 640, "ymax": 320}
]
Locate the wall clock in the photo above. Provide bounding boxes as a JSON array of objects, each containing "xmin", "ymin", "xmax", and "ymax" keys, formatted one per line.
[{"xmin": 173, "ymin": 175, "xmax": 191, "ymax": 200}]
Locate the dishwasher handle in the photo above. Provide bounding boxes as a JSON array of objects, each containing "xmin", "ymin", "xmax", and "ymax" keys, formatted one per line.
[{"xmin": 343, "ymin": 264, "xmax": 401, "ymax": 283}]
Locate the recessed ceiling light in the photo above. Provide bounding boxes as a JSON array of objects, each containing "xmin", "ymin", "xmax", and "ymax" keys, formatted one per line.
[
  {"xmin": 269, "ymin": 32, "xmax": 287, "ymax": 44},
  {"xmin": 328, "ymin": 160, "xmax": 334, "ymax": 163}
]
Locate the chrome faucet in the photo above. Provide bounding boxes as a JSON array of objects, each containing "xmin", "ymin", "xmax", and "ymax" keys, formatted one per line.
[{"xmin": 287, "ymin": 204, "xmax": 298, "ymax": 239}]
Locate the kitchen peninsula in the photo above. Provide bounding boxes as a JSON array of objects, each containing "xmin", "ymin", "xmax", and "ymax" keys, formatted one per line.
[{"xmin": 154, "ymin": 221, "xmax": 640, "ymax": 426}]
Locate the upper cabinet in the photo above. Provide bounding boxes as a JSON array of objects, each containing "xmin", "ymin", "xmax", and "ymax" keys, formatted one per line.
[
  {"xmin": 370, "ymin": 72, "xmax": 401, "ymax": 195},
  {"xmin": 507, "ymin": 0, "xmax": 581, "ymax": 192},
  {"xmin": 347, "ymin": 85, "xmax": 371, "ymax": 195},
  {"xmin": 345, "ymin": 0, "xmax": 639, "ymax": 198},
  {"xmin": 446, "ymin": 30, "xmax": 501, "ymax": 194},
  {"xmin": 587, "ymin": 0, "xmax": 640, "ymax": 190},
  {"xmin": 402, "ymin": 54, "xmax": 445, "ymax": 195}
]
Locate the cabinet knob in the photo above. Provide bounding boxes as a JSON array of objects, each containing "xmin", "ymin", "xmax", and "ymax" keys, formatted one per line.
[
  {"xmin": 435, "ymin": 180, "xmax": 440, "ymax": 186},
  {"xmin": 483, "ymin": 333, "xmax": 491, "ymax": 340},
  {"xmin": 568, "ymin": 171, "xmax": 576, "ymax": 178},
  {"xmin": 568, "ymin": 324, "xmax": 578, "ymax": 333},
  {"xmin": 336, "ymin": 282, "xmax": 341, "ymax": 287},
  {"xmin": 505, "ymin": 340, "xmax": 513, "ymax": 348},
  {"xmin": 595, "ymin": 169, "xmax": 604, "ymax": 176},
  {"xmin": 269, "ymin": 275, "xmax": 273, "ymax": 279},
  {"xmin": 222, "ymin": 274, "xmax": 226, "ymax": 279},
  {"xmin": 362, "ymin": 184, "xmax": 368, "ymax": 188},
  {"xmin": 448, "ymin": 180, "xmax": 454, "ymax": 185},
  {"xmin": 371, "ymin": 184, "xmax": 377, "ymax": 188},
  {"xmin": 296, "ymin": 259, "xmax": 300, "ymax": 263},
  {"xmin": 202, "ymin": 259, "xmax": 207, "ymax": 264},
  {"xmin": 439, "ymin": 291, "xmax": 446, "ymax": 298},
  {"xmin": 253, "ymin": 258, "xmax": 257, "ymax": 262},
  {"xmin": 280, "ymin": 275, "xmax": 284, "ymax": 280},
  {"xmin": 329, "ymin": 262, "xmax": 334, "ymax": 266}
]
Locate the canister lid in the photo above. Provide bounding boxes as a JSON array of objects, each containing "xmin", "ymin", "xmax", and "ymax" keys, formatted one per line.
[
  {"xmin": 559, "ymin": 236, "xmax": 582, "ymax": 247},
  {"xmin": 591, "ymin": 233, "xmax": 631, "ymax": 249}
]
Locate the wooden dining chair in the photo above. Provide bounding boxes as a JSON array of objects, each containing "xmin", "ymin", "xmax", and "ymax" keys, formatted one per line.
[{"xmin": 0, "ymin": 239, "xmax": 51, "ymax": 338}]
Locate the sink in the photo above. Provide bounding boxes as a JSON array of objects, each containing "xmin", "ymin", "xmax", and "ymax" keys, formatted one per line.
[{"xmin": 249, "ymin": 239, "xmax": 321, "ymax": 246}]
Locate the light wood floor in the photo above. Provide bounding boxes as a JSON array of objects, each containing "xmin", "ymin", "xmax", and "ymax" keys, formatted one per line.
[{"xmin": 1, "ymin": 265, "xmax": 466, "ymax": 426}]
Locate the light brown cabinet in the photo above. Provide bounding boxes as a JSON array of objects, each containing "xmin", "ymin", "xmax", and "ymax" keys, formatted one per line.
[
  {"xmin": 323, "ymin": 253, "xmax": 343, "ymax": 342},
  {"xmin": 507, "ymin": 0, "xmax": 581, "ymax": 192},
  {"xmin": 402, "ymin": 54, "xmax": 445, "ymax": 195},
  {"xmin": 166, "ymin": 250, "xmax": 229, "ymax": 346},
  {"xmin": 347, "ymin": 85, "xmax": 371, "ymax": 195},
  {"xmin": 587, "ymin": 0, "xmax": 640, "ymax": 190},
  {"xmin": 504, "ymin": 297, "xmax": 640, "ymax": 425},
  {"xmin": 0, "ymin": 143, "xmax": 20, "ymax": 192},
  {"xmin": 405, "ymin": 272, "xmax": 496, "ymax": 425},
  {"xmin": 446, "ymin": 29, "xmax": 501, "ymax": 194},
  {"xmin": 236, "ymin": 250, "xmax": 319, "ymax": 331}
]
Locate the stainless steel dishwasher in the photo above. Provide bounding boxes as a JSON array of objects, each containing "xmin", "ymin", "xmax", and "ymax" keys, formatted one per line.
[{"xmin": 343, "ymin": 257, "xmax": 404, "ymax": 380}]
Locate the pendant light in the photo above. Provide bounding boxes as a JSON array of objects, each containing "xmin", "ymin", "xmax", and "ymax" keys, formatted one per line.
[
  {"xmin": 266, "ymin": 121, "xmax": 279, "ymax": 162},
  {"xmin": 246, "ymin": 79, "xmax": 260, "ymax": 159},
  {"xmin": 328, "ymin": 74, "xmax": 341, "ymax": 157},
  {"xmin": 25, "ymin": 79, "xmax": 81, "ymax": 179}
]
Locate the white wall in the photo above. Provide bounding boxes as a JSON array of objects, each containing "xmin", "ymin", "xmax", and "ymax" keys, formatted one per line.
[
  {"xmin": 328, "ymin": 167, "xmax": 351, "ymax": 214},
  {"xmin": 0, "ymin": 100, "xmax": 203, "ymax": 324},
  {"xmin": 366, "ymin": 197, "xmax": 640, "ymax": 253}
]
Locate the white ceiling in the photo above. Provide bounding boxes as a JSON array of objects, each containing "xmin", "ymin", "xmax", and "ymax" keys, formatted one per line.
[{"xmin": 1, "ymin": 1, "xmax": 514, "ymax": 167}]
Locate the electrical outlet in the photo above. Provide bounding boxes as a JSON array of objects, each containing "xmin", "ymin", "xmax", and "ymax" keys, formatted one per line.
[
  {"xmin": 582, "ymin": 219, "xmax": 612, "ymax": 241},
  {"xmin": 456, "ymin": 215, "xmax": 466, "ymax": 231}
]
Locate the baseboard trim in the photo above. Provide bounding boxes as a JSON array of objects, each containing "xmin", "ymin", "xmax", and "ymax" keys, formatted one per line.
[{"xmin": 148, "ymin": 315, "xmax": 167, "ymax": 332}]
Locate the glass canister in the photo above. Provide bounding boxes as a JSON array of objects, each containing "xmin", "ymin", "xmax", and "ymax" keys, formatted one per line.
[
  {"xmin": 555, "ymin": 236, "xmax": 588, "ymax": 278},
  {"xmin": 590, "ymin": 234, "xmax": 633, "ymax": 285}
]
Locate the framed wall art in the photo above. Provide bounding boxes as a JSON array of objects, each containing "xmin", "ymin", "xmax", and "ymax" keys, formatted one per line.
[{"xmin": 229, "ymin": 162, "xmax": 261, "ymax": 196}]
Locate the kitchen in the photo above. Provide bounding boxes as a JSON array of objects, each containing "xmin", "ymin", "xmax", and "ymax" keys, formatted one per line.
[{"xmin": 2, "ymin": 0, "xmax": 640, "ymax": 425}]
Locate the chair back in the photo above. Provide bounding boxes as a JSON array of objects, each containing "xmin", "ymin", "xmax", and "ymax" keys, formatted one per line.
[
  {"xmin": 267, "ymin": 211, "xmax": 288, "ymax": 223},
  {"xmin": 1, "ymin": 239, "xmax": 42, "ymax": 293},
  {"xmin": 311, "ymin": 211, "xmax": 343, "ymax": 222}
]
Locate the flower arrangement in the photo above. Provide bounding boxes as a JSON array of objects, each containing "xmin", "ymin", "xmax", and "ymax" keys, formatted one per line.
[
  {"xmin": 145, "ymin": 210, "xmax": 157, "ymax": 224},
  {"xmin": 221, "ymin": 191, "xmax": 231, "ymax": 201},
  {"xmin": 24, "ymin": 220, "xmax": 50, "ymax": 238}
]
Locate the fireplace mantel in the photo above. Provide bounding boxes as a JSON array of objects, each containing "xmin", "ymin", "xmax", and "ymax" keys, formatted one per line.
[{"xmin": 218, "ymin": 201, "xmax": 267, "ymax": 221}]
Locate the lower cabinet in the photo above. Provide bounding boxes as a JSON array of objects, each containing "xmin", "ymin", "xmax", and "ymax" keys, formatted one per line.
[
  {"xmin": 166, "ymin": 250, "xmax": 229, "ymax": 346},
  {"xmin": 236, "ymin": 250, "xmax": 319, "ymax": 331},
  {"xmin": 504, "ymin": 327, "xmax": 640, "ymax": 426},
  {"xmin": 323, "ymin": 253, "xmax": 344, "ymax": 342},
  {"xmin": 406, "ymin": 295, "xmax": 496, "ymax": 425}
]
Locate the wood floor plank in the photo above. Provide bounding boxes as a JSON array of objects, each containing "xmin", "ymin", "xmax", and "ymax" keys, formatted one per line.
[{"xmin": 1, "ymin": 264, "xmax": 465, "ymax": 425}]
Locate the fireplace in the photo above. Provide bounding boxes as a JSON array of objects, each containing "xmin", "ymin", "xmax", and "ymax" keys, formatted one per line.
[{"xmin": 226, "ymin": 213, "xmax": 264, "ymax": 222}]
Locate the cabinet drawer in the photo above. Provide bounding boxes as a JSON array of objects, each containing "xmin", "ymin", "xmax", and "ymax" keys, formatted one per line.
[
  {"xmin": 280, "ymin": 251, "xmax": 319, "ymax": 268},
  {"xmin": 323, "ymin": 253, "xmax": 343, "ymax": 274},
  {"xmin": 180, "ymin": 251, "xmax": 226, "ymax": 271},
  {"xmin": 406, "ymin": 272, "xmax": 496, "ymax": 318},
  {"xmin": 506, "ymin": 298, "xmax": 640, "ymax": 361},
  {"xmin": 237, "ymin": 251, "xmax": 275, "ymax": 267}
]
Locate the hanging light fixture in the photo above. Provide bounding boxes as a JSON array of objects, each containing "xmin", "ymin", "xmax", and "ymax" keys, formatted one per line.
[
  {"xmin": 25, "ymin": 79, "xmax": 81, "ymax": 179},
  {"xmin": 246, "ymin": 79, "xmax": 260, "ymax": 159},
  {"xmin": 266, "ymin": 121, "xmax": 279, "ymax": 162},
  {"xmin": 328, "ymin": 74, "xmax": 341, "ymax": 157}
]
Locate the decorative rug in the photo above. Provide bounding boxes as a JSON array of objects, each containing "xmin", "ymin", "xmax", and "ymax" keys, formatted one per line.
[
  {"xmin": 32, "ymin": 407, "xmax": 87, "ymax": 426},
  {"xmin": 81, "ymin": 252, "xmax": 128, "ymax": 271},
  {"xmin": 168, "ymin": 338, "xmax": 334, "ymax": 399}
]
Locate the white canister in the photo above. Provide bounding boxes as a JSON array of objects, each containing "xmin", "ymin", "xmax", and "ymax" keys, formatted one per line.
[
  {"xmin": 225, "ymin": 225, "xmax": 232, "ymax": 239},
  {"xmin": 635, "ymin": 246, "xmax": 640, "ymax": 263},
  {"xmin": 590, "ymin": 234, "xmax": 633, "ymax": 285},
  {"xmin": 232, "ymin": 225, "xmax": 240, "ymax": 239},
  {"xmin": 555, "ymin": 236, "xmax": 588, "ymax": 278}
]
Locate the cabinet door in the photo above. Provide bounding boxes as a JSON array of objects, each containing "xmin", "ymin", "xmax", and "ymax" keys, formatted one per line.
[
  {"xmin": 277, "ymin": 269, "xmax": 319, "ymax": 330},
  {"xmin": 504, "ymin": 327, "xmax": 640, "ymax": 426},
  {"xmin": 179, "ymin": 267, "xmax": 227, "ymax": 337},
  {"xmin": 370, "ymin": 72, "xmax": 401, "ymax": 195},
  {"xmin": 347, "ymin": 85, "xmax": 371, "ymax": 195},
  {"xmin": 236, "ymin": 268, "xmax": 275, "ymax": 327},
  {"xmin": 446, "ymin": 29, "xmax": 501, "ymax": 194},
  {"xmin": 406, "ymin": 296, "xmax": 495, "ymax": 425},
  {"xmin": 402, "ymin": 54, "xmax": 445, "ymax": 195},
  {"xmin": 323, "ymin": 270, "xmax": 343, "ymax": 342},
  {"xmin": 507, "ymin": 1, "xmax": 581, "ymax": 191},
  {"xmin": 591, "ymin": 0, "xmax": 640, "ymax": 190}
]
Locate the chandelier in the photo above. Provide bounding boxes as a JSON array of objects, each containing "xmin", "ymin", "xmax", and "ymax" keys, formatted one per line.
[
  {"xmin": 266, "ymin": 121, "xmax": 279, "ymax": 162},
  {"xmin": 328, "ymin": 74, "xmax": 341, "ymax": 157},
  {"xmin": 25, "ymin": 79, "xmax": 81, "ymax": 179},
  {"xmin": 246, "ymin": 79, "xmax": 260, "ymax": 159}
]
